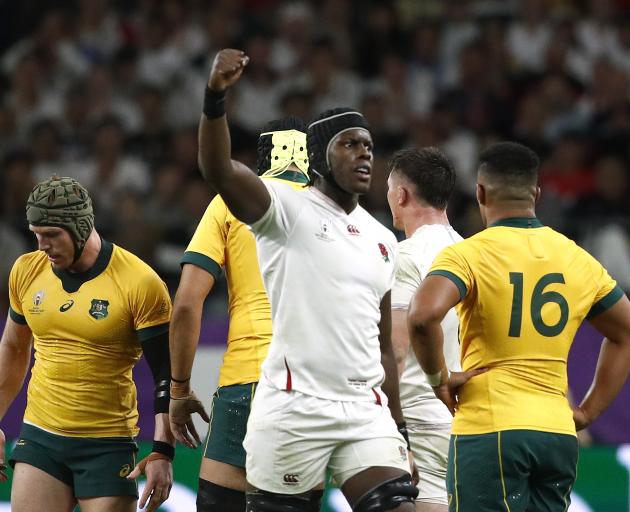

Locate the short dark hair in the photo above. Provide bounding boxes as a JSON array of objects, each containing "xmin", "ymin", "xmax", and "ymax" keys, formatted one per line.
[
  {"xmin": 388, "ymin": 147, "xmax": 456, "ymax": 209},
  {"xmin": 478, "ymin": 142, "xmax": 540, "ymax": 186}
]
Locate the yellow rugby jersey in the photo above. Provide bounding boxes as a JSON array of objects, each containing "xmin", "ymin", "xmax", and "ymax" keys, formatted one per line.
[
  {"xmin": 428, "ymin": 217, "xmax": 624, "ymax": 436},
  {"xmin": 9, "ymin": 240, "xmax": 171, "ymax": 438},
  {"xmin": 182, "ymin": 174, "xmax": 307, "ymax": 387}
]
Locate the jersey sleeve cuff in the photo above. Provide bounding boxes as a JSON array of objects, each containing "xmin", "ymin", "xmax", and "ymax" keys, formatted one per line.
[
  {"xmin": 427, "ymin": 270, "xmax": 467, "ymax": 301},
  {"xmin": 180, "ymin": 251, "xmax": 222, "ymax": 279},
  {"xmin": 586, "ymin": 285, "xmax": 625, "ymax": 320},
  {"xmin": 137, "ymin": 322, "xmax": 169, "ymax": 342},
  {"xmin": 9, "ymin": 306, "xmax": 27, "ymax": 325}
]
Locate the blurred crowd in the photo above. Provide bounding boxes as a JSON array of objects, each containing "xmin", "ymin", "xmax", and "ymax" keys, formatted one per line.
[{"xmin": 2, "ymin": 0, "xmax": 630, "ymax": 315}]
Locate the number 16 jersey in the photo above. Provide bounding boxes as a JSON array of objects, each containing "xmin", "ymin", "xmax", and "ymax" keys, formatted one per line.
[{"xmin": 429, "ymin": 217, "xmax": 624, "ymax": 435}]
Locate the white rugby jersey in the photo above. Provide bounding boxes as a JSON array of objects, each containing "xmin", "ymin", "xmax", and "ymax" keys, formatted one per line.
[
  {"xmin": 392, "ymin": 224, "xmax": 463, "ymax": 424},
  {"xmin": 250, "ymin": 180, "xmax": 398, "ymax": 402}
]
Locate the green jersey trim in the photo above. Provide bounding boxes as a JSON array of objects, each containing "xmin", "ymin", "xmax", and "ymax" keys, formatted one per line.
[
  {"xmin": 181, "ymin": 252, "xmax": 222, "ymax": 279},
  {"xmin": 137, "ymin": 322, "xmax": 170, "ymax": 342},
  {"xmin": 586, "ymin": 285, "xmax": 625, "ymax": 320},
  {"xmin": 489, "ymin": 217, "xmax": 544, "ymax": 229},
  {"xmin": 9, "ymin": 306, "xmax": 27, "ymax": 325},
  {"xmin": 53, "ymin": 239, "xmax": 114, "ymax": 293},
  {"xmin": 427, "ymin": 270, "xmax": 467, "ymax": 301}
]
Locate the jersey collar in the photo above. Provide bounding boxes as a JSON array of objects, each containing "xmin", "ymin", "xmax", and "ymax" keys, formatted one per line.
[
  {"xmin": 489, "ymin": 217, "xmax": 544, "ymax": 229},
  {"xmin": 53, "ymin": 238, "xmax": 114, "ymax": 293},
  {"xmin": 273, "ymin": 169, "xmax": 309, "ymax": 184}
]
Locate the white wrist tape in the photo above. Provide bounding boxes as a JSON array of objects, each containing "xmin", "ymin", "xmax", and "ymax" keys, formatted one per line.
[{"xmin": 426, "ymin": 368, "xmax": 449, "ymax": 387}]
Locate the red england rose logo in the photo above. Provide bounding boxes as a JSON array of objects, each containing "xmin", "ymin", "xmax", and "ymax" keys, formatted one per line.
[{"xmin": 378, "ymin": 243, "xmax": 389, "ymax": 262}]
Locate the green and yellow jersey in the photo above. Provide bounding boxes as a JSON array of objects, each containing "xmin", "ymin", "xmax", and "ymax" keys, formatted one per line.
[
  {"xmin": 429, "ymin": 217, "xmax": 624, "ymax": 436},
  {"xmin": 9, "ymin": 240, "xmax": 171, "ymax": 438},
  {"xmin": 182, "ymin": 175, "xmax": 307, "ymax": 387}
]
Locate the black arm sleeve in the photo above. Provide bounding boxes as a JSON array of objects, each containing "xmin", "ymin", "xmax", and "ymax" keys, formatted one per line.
[{"xmin": 141, "ymin": 329, "xmax": 171, "ymax": 414}]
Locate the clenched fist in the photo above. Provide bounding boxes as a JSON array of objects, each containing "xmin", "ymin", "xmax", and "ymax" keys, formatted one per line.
[{"xmin": 208, "ymin": 49, "xmax": 250, "ymax": 92}]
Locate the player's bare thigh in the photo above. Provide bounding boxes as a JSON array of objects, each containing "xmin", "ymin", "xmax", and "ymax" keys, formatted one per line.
[
  {"xmin": 415, "ymin": 502, "xmax": 447, "ymax": 512},
  {"xmin": 201, "ymin": 458, "xmax": 247, "ymax": 491},
  {"xmin": 11, "ymin": 462, "xmax": 76, "ymax": 512},
  {"xmin": 78, "ymin": 495, "xmax": 136, "ymax": 512}
]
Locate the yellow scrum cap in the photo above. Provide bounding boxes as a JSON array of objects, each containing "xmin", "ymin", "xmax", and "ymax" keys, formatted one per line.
[{"xmin": 257, "ymin": 128, "xmax": 309, "ymax": 178}]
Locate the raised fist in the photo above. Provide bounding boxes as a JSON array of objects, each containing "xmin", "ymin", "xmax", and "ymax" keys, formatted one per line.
[{"xmin": 208, "ymin": 48, "xmax": 249, "ymax": 92}]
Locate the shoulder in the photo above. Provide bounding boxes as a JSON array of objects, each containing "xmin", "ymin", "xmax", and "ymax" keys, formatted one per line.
[
  {"xmin": 11, "ymin": 251, "xmax": 48, "ymax": 279},
  {"xmin": 111, "ymin": 245, "xmax": 163, "ymax": 285},
  {"xmin": 359, "ymin": 208, "xmax": 397, "ymax": 242},
  {"xmin": 13, "ymin": 250, "xmax": 47, "ymax": 269},
  {"xmin": 260, "ymin": 178, "xmax": 306, "ymax": 209}
]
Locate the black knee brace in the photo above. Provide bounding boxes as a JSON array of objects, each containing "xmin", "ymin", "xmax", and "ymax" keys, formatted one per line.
[
  {"xmin": 353, "ymin": 474, "xmax": 419, "ymax": 512},
  {"xmin": 197, "ymin": 479, "xmax": 245, "ymax": 512},
  {"xmin": 246, "ymin": 489, "xmax": 322, "ymax": 512}
]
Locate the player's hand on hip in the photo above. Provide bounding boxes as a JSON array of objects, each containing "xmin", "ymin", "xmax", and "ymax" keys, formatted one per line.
[
  {"xmin": 432, "ymin": 367, "xmax": 488, "ymax": 416},
  {"xmin": 128, "ymin": 455, "xmax": 173, "ymax": 512},
  {"xmin": 169, "ymin": 385, "xmax": 210, "ymax": 448},
  {"xmin": 573, "ymin": 405, "xmax": 592, "ymax": 432},
  {"xmin": 208, "ymin": 49, "xmax": 249, "ymax": 91},
  {"xmin": 0, "ymin": 428, "xmax": 7, "ymax": 482}
]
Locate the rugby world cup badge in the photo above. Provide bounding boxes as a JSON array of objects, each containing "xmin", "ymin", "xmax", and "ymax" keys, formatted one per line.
[
  {"xmin": 89, "ymin": 299, "xmax": 110, "ymax": 320},
  {"xmin": 315, "ymin": 218, "xmax": 335, "ymax": 242},
  {"xmin": 28, "ymin": 290, "xmax": 46, "ymax": 315}
]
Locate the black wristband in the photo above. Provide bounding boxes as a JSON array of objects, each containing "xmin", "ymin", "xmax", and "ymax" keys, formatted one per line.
[
  {"xmin": 203, "ymin": 86, "xmax": 226, "ymax": 119},
  {"xmin": 397, "ymin": 421, "xmax": 411, "ymax": 450},
  {"xmin": 171, "ymin": 376, "xmax": 190, "ymax": 384},
  {"xmin": 152, "ymin": 440, "xmax": 175, "ymax": 461}
]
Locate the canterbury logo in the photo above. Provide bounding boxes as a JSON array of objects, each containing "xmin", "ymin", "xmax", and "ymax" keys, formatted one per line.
[
  {"xmin": 283, "ymin": 473, "xmax": 299, "ymax": 484},
  {"xmin": 60, "ymin": 300, "xmax": 75, "ymax": 312},
  {"xmin": 347, "ymin": 224, "xmax": 360, "ymax": 235}
]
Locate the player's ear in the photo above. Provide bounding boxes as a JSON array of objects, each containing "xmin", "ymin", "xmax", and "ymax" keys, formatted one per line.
[
  {"xmin": 534, "ymin": 185, "xmax": 541, "ymax": 203},
  {"xmin": 476, "ymin": 183, "xmax": 486, "ymax": 206},
  {"xmin": 398, "ymin": 185, "xmax": 409, "ymax": 206}
]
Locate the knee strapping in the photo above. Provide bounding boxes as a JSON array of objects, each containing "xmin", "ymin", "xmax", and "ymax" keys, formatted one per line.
[
  {"xmin": 353, "ymin": 474, "xmax": 419, "ymax": 512},
  {"xmin": 246, "ymin": 489, "xmax": 322, "ymax": 512},
  {"xmin": 196, "ymin": 479, "xmax": 245, "ymax": 512}
]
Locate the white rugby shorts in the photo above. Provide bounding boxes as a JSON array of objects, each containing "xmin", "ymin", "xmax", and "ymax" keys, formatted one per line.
[
  {"xmin": 244, "ymin": 381, "xmax": 410, "ymax": 494},
  {"xmin": 408, "ymin": 422, "xmax": 451, "ymax": 505}
]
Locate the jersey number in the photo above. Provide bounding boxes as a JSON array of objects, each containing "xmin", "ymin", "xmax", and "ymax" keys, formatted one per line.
[{"xmin": 508, "ymin": 272, "xmax": 569, "ymax": 337}]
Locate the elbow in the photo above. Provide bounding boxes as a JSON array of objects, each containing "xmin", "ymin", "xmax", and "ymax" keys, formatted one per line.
[
  {"xmin": 407, "ymin": 308, "xmax": 440, "ymax": 346},
  {"xmin": 171, "ymin": 299, "xmax": 200, "ymax": 326}
]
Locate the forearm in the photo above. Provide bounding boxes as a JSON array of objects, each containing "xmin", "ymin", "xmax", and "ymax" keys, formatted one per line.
[
  {"xmin": 381, "ymin": 344, "xmax": 404, "ymax": 424},
  {"xmin": 153, "ymin": 413, "xmax": 175, "ymax": 446},
  {"xmin": 169, "ymin": 301, "xmax": 204, "ymax": 383},
  {"xmin": 409, "ymin": 317, "xmax": 446, "ymax": 377},
  {"xmin": 579, "ymin": 337, "xmax": 630, "ymax": 423},
  {"xmin": 0, "ymin": 339, "xmax": 31, "ymax": 419},
  {"xmin": 198, "ymin": 112, "xmax": 233, "ymax": 186}
]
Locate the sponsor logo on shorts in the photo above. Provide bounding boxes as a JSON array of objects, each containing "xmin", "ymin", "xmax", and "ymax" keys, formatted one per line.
[
  {"xmin": 59, "ymin": 299, "xmax": 74, "ymax": 312},
  {"xmin": 283, "ymin": 473, "xmax": 300, "ymax": 485},
  {"xmin": 16, "ymin": 439, "xmax": 26, "ymax": 446},
  {"xmin": 119, "ymin": 464, "xmax": 131, "ymax": 478}
]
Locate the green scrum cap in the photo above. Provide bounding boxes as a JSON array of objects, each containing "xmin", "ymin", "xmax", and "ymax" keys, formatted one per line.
[{"xmin": 26, "ymin": 176, "xmax": 95, "ymax": 257}]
